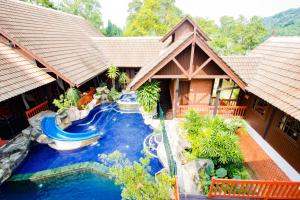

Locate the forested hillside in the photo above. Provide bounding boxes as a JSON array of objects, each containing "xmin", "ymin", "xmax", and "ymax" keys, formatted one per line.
[{"xmin": 264, "ymin": 8, "xmax": 300, "ymax": 36}]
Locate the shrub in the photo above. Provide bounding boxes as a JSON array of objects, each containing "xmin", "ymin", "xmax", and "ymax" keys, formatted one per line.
[
  {"xmin": 99, "ymin": 151, "xmax": 173, "ymax": 200},
  {"xmin": 66, "ymin": 88, "xmax": 81, "ymax": 106},
  {"xmin": 108, "ymin": 88, "xmax": 121, "ymax": 102},
  {"xmin": 53, "ymin": 88, "xmax": 81, "ymax": 113},
  {"xmin": 53, "ymin": 94, "xmax": 72, "ymax": 113},
  {"xmin": 137, "ymin": 81, "xmax": 160, "ymax": 113},
  {"xmin": 118, "ymin": 72, "xmax": 130, "ymax": 89},
  {"xmin": 182, "ymin": 110, "xmax": 250, "ymax": 190},
  {"xmin": 184, "ymin": 111, "xmax": 244, "ymax": 166}
]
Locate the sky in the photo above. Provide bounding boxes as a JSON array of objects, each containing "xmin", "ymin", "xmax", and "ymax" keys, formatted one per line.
[{"xmin": 101, "ymin": 0, "xmax": 300, "ymax": 28}]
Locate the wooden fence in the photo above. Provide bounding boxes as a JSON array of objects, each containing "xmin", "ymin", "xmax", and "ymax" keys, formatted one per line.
[
  {"xmin": 208, "ymin": 178, "xmax": 300, "ymax": 199},
  {"xmin": 176, "ymin": 105, "xmax": 247, "ymax": 118},
  {"xmin": 25, "ymin": 101, "xmax": 49, "ymax": 119}
]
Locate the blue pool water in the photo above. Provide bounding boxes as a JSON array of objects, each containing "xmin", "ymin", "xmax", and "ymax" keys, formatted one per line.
[
  {"xmin": 15, "ymin": 103, "xmax": 162, "ymax": 174},
  {"xmin": 119, "ymin": 94, "xmax": 137, "ymax": 103},
  {"xmin": 0, "ymin": 171, "xmax": 122, "ymax": 200},
  {"xmin": 0, "ymin": 103, "xmax": 163, "ymax": 199}
]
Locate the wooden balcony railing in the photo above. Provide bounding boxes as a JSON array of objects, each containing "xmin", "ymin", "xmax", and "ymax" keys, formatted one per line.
[
  {"xmin": 25, "ymin": 100, "xmax": 49, "ymax": 119},
  {"xmin": 176, "ymin": 105, "xmax": 247, "ymax": 118},
  {"xmin": 211, "ymin": 97, "xmax": 238, "ymax": 106},
  {"xmin": 208, "ymin": 178, "xmax": 300, "ymax": 199}
]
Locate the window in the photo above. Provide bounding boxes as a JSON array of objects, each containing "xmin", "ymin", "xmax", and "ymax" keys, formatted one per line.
[
  {"xmin": 279, "ymin": 115, "xmax": 300, "ymax": 141},
  {"xmin": 253, "ymin": 98, "xmax": 268, "ymax": 116}
]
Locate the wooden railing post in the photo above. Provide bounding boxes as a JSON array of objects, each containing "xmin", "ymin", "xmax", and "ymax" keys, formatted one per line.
[
  {"xmin": 174, "ymin": 176, "xmax": 180, "ymax": 200},
  {"xmin": 208, "ymin": 178, "xmax": 216, "ymax": 197}
]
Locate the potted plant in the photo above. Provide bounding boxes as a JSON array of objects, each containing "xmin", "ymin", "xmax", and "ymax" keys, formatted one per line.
[{"xmin": 137, "ymin": 81, "xmax": 160, "ymax": 124}]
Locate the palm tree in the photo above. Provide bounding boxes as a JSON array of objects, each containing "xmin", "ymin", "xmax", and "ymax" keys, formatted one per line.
[{"xmin": 106, "ymin": 64, "xmax": 119, "ymax": 88}]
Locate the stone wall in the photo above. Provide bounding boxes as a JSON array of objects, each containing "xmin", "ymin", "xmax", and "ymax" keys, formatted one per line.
[{"xmin": 0, "ymin": 132, "xmax": 30, "ymax": 184}]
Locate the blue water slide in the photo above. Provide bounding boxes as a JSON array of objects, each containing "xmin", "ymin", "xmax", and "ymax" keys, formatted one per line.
[{"xmin": 41, "ymin": 114, "xmax": 102, "ymax": 142}]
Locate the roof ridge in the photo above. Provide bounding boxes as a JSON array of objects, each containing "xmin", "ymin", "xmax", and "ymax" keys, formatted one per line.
[
  {"xmin": 7, "ymin": 0, "xmax": 84, "ymax": 20},
  {"xmin": 92, "ymin": 36, "xmax": 162, "ymax": 40}
]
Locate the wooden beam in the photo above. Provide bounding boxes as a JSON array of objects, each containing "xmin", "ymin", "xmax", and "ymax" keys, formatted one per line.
[
  {"xmin": 131, "ymin": 35, "xmax": 193, "ymax": 90},
  {"xmin": 195, "ymin": 37, "xmax": 246, "ymax": 90},
  {"xmin": 173, "ymin": 78, "xmax": 179, "ymax": 117},
  {"xmin": 172, "ymin": 58, "xmax": 189, "ymax": 78},
  {"xmin": 152, "ymin": 75, "xmax": 186, "ymax": 79},
  {"xmin": 193, "ymin": 75, "xmax": 229, "ymax": 79},
  {"xmin": 191, "ymin": 57, "xmax": 212, "ymax": 78},
  {"xmin": 189, "ymin": 43, "xmax": 195, "ymax": 79},
  {"xmin": 213, "ymin": 79, "xmax": 223, "ymax": 116}
]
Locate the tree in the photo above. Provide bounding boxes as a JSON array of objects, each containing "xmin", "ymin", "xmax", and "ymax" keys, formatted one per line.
[
  {"xmin": 118, "ymin": 72, "xmax": 130, "ymax": 89},
  {"xmin": 104, "ymin": 20, "xmax": 123, "ymax": 37},
  {"xmin": 195, "ymin": 17, "xmax": 218, "ymax": 36},
  {"xmin": 196, "ymin": 16, "xmax": 267, "ymax": 55},
  {"xmin": 59, "ymin": 0, "xmax": 103, "ymax": 31},
  {"xmin": 22, "ymin": 0, "xmax": 56, "ymax": 8},
  {"xmin": 99, "ymin": 151, "xmax": 173, "ymax": 200},
  {"xmin": 106, "ymin": 64, "xmax": 119, "ymax": 88},
  {"xmin": 124, "ymin": 0, "xmax": 183, "ymax": 36}
]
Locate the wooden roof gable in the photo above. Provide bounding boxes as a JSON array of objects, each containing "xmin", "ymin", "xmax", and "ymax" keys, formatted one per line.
[
  {"xmin": 129, "ymin": 28, "xmax": 246, "ymax": 90},
  {"xmin": 160, "ymin": 16, "xmax": 210, "ymax": 43}
]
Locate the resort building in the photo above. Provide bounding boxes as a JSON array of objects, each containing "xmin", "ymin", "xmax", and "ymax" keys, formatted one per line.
[{"xmin": 0, "ymin": 0, "xmax": 299, "ymax": 197}]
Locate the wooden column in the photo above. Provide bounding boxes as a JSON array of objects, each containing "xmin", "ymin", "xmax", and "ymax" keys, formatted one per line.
[
  {"xmin": 173, "ymin": 78, "xmax": 179, "ymax": 117},
  {"xmin": 213, "ymin": 79, "xmax": 223, "ymax": 116},
  {"xmin": 263, "ymin": 107, "xmax": 276, "ymax": 139}
]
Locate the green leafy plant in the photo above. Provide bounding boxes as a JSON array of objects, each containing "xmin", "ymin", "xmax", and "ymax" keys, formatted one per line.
[
  {"xmin": 137, "ymin": 81, "xmax": 160, "ymax": 113},
  {"xmin": 184, "ymin": 111, "xmax": 244, "ymax": 166},
  {"xmin": 108, "ymin": 88, "xmax": 121, "ymax": 102},
  {"xmin": 118, "ymin": 72, "xmax": 130, "ymax": 89},
  {"xmin": 52, "ymin": 94, "xmax": 72, "ymax": 113},
  {"xmin": 216, "ymin": 168, "xmax": 227, "ymax": 178},
  {"xmin": 182, "ymin": 110, "xmax": 250, "ymax": 194},
  {"xmin": 107, "ymin": 64, "xmax": 119, "ymax": 88},
  {"xmin": 66, "ymin": 88, "xmax": 81, "ymax": 106},
  {"xmin": 99, "ymin": 151, "xmax": 173, "ymax": 200}
]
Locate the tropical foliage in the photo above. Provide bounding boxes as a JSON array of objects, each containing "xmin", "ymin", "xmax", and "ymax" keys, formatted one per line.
[
  {"xmin": 124, "ymin": 0, "xmax": 183, "ymax": 36},
  {"xmin": 182, "ymin": 110, "xmax": 250, "ymax": 194},
  {"xmin": 53, "ymin": 88, "xmax": 81, "ymax": 113},
  {"xmin": 137, "ymin": 81, "xmax": 160, "ymax": 112},
  {"xmin": 108, "ymin": 88, "xmax": 121, "ymax": 102},
  {"xmin": 65, "ymin": 87, "xmax": 81, "ymax": 106},
  {"xmin": 99, "ymin": 151, "xmax": 173, "ymax": 200},
  {"xmin": 59, "ymin": 0, "xmax": 103, "ymax": 31},
  {"xmin": 118, "ymin": 72, "xmax": 130, "ymax": 89},
  {"xmin": 106, "ymin": 64, "xmax": 119, "ymax": 88},
  {"xmin": 196, "ymin": 16, "xmax": 267, "ymax": 55},
  {"xmin": 104, "ymin": 20, "xmax": 123, "ymax": 36}
]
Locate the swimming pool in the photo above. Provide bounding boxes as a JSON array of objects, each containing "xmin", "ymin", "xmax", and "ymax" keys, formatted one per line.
[
  {"xmin": 0, "ymin": 170, "xmax": 122, "ymax": 200},
  {"xmin": 0, "ymin": 103, "xmax": 163, "ymax": 198}
]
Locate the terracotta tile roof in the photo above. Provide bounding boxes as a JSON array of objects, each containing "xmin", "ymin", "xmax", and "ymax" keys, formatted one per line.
[
  {"xmin": 92, "ymin": 37, "xmax": 165, "ymax": 67},
  {"xmin": 0, "ymin": 0, "xmax": 108, "ymax": 87},
  {"xmin": 247, "ymin": 37, "xmax": 300, "ymax": 121},
  {"xmin": 128, "ymin": 32, "xmax": 193, "ymax": 89},
  {"xmin": 222, "ymin": 56, "xmax": 261, "ymax": 83},
  {"xmin": 0, "ymin": 42, "xmax": 55, "ymax": 102}
]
